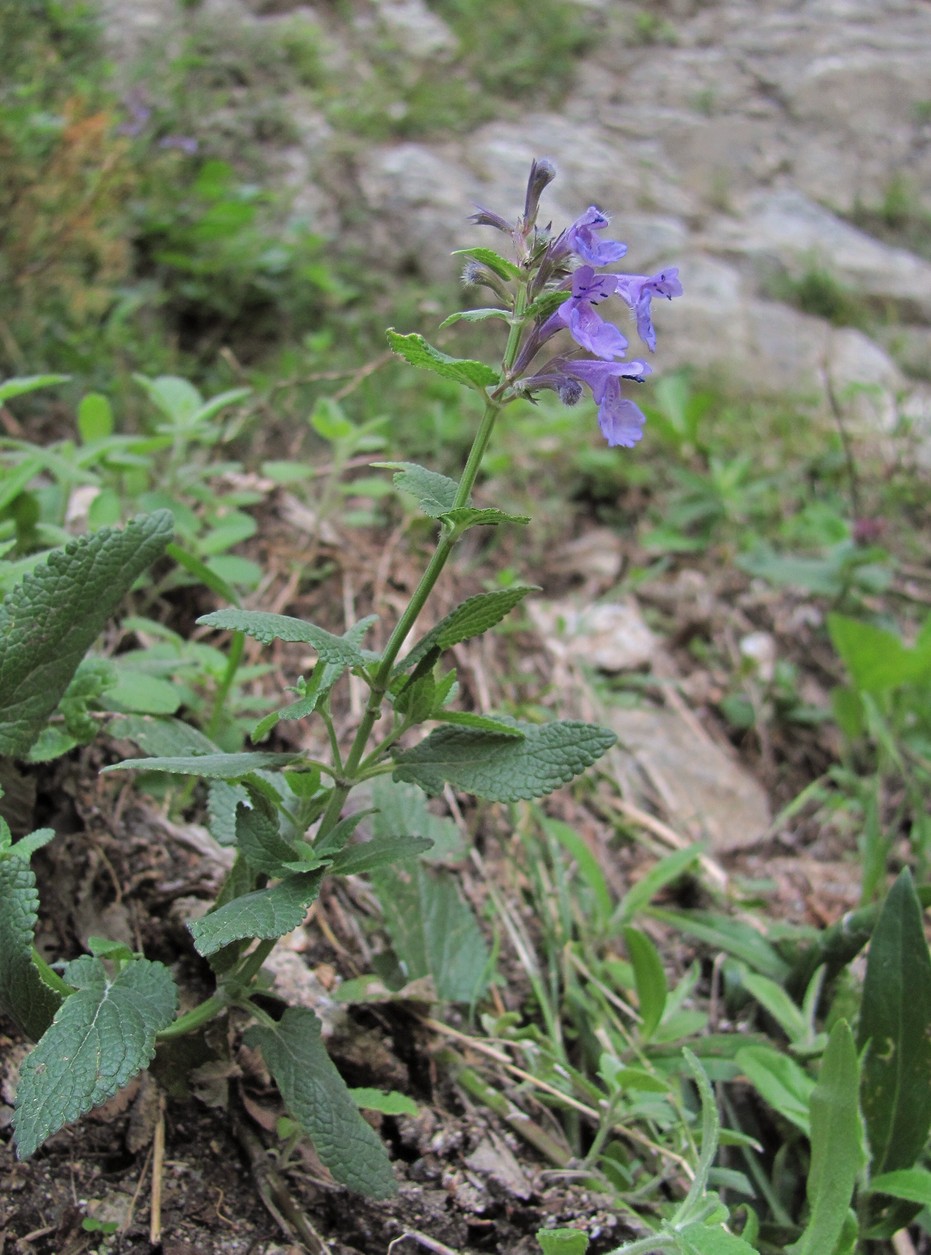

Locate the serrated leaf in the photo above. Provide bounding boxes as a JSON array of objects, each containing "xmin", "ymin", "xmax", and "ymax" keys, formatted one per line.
[
  {"xmin": 372, "ymin": 461, "xmax": 462, "ymax": 517},
  {"xmin": 393, "ymin": 718, "xmax": 616, "ymax": 802},
  {"xmin": 234, "ymin": 787, "xmax": 298, "ymax": 875},
  {"xmin": 370, "ymin": 864, "xmax": 489, "ymax": 1002},
  {"xmin": 396, "ymin": 585, "xmax": 538, "ymax": 675},
  {"xmin": 108, "ymin": 713, "xmax": 220, "ymax": 757},
  {"xmin": 13, "ymin": 956, "xmax": 177, "ymax": 1159},
  {"xmin": 188, "ymin": 870, "xmax": 323, "ymax": 956},
  {"xmin": 790, "ymin": 1020, "xmax": 864, "ymax": 1255},
  {"xmin": 386, "ymin": 331, "xmax": 498, "ymax": 391},
  {"xmin": 104, "ymin": 751, "xmax": 303, "ymax": 779},
  {"xmin": 858, "ymin": 868, "xmax": 931, "ymax": 1176},
  {"xmin": 327, "ymin": 834, "xmax": 433, "ymax": 877},
  {"xmin": 442, "ymin": 507, "xmax": 530, "ymax": 529},
  {"xmin": 197, "ymin": 608, "xmax": 370, "ymax": 663},
  {"xmin": 370, "ymin": 779, "xmax": 465, "ymax": 863},
  {"xmin": 0, "ymin": 858, "xmax": 63, "ymax": 1040},
  {"xmin": 207, "ymin": 779, "xmax": 249, "ymax": 846},
  {"xmin": 434, "ymin": 711, "xmax": 525, "ymax": 736},
  {"xmin": 0, "ymin": 511, "xmax": 173, "ymax": 757},
  {"xmin": 244, "ymin": 1007, "xmax": 397, "ymax": 1197},
  {"xmin": 451, "ymin": 246, "xmax": 523, "ymax": 281}
]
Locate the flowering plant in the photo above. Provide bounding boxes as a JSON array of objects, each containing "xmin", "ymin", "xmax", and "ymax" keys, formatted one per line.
[{"xmin": 0, "ymin": 161, "xmax": 681, "ymax": 1197}]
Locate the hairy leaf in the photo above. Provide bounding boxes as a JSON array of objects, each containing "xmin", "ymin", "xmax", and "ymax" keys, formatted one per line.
[
  {"xmin": 0, "ymin": 511, "xmax": 173, "ymax": 757},
  {"xmin": 370, "ymin": 863, "xmax": 489, "ymax": 1003},
  {"xmin": 386, "ymin": 331, "xmax": 498, "ymax": 390},
  {"xmin": 13, "ymin": 956, "xmax": 177, "ymax": 1159},
  {"xmin": 188, "ymin": 871, "xmax": 323, "ymax": 957},
  {"xmin": 104, "ymin": 751, "xmax": 303, "ymax": 779},
  {"xmin": 373, "ymin": 461, "xmax": 462, "ymax": 517},
  {"xmin": 0, "ymin": 857, "xmax": 62, "ymax": 1041},
  {"xmin": 245, "ymin": 1007, "xmax": 396, "ymax": 1197},
  {"xmin": 234, "ymin": 787, "xmax": 298, "ymax": 875},
  {"xmin": 790, "ymin": 1020, "xmax": 863, "ymax": 1255},
  {"xmin": 442, "ymin": 506, "xmax": 530, "ymax": 529},
  {"xmin": 396, "ymin": 585, "xmax": 538, "ymax": 675},
  {"xmin": 196, "ymin": 609, "xmax": 371, "ymax": 661},
  {"xmin": 393, "ymin": 718, "xmax": 615, "ymax": 802},
  {"xmin": 439, "ymin": 307, "xmax": 511, "ymax": 329},
  {"xmin": 327, "ymin": 834, "xmax": 433, "ymax": 878},
  {"xmin": 736, "ymin": 1044, "xmax": 814, "ymax": 1136},
  {"xmin": 450, "ymin": 246, "xmax": 523, "ymax": 281}
]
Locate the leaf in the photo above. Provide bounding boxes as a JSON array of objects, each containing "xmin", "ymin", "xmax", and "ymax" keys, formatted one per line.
[
  {"xmin": 104, "ymin": 751, "xmax": 304, "ymax": 779},
  {"xmin": 373, "ymin": 461, "xmax": 462, "ymax": 517},
  {"xmin": 0, "ymin": 857, "xmax": 63, "ymax": 1041},
  {"xmin": 0, "ymin": 374, "xmax": 70, "ymax": 403},
  {"xmin": 350, "ymin": 1087, "xmax": 418, "ymax": 1116},
  {"xmin": 828, "ymin": 614, "xmax": 931, "ymax": 694},
  {"xmin": 439, "ymin": 307, "xmax": 511, "ymax": 329},
  {"xmin": 386, "ymin": 330, "xmax": 499, "ymax": 391},
  {"xmin": 326, "ymin": 834, "xmax": 434, "ymax": 877},
  {"xmin": 740, "ymin": 969, "xmax": 810, "ymax": 1045},
  {"xmin": 858, "ymin": 868, "xmax": 931, "ymax": 1175},
  {"xmin": 736, "ymin": 1044, "xmax": 814, "ymax": 1136},
  {"xmin": 623, "ymin": 926, "xmax": 667, "ymax": 1040},
  {"xmin": 188, "ymin": 871, "xmax": 323, "ymax": 956},
  {"xmin": 234, "ymin": 788, "xmax": 298, "ymax": 875},
  {"xmin": 0, "ymin": 511, "xmax": 173, "ymax": 758},
  {"xmin": 434, "ymin": 711, "xmax": 525, "ymax": 736},
  {"xmin": 244, "ymin": 1007, "xmax": 397, "ymax": 1197},
  {"xmin": 393, "ymin": 718, "xmax": 616, "ymax": 802},
  {"xmin": 108, "ymin": 713, "xmax": 220, "ymax": 757},
  {"xmin": 396, "ymin": 585, "xmax": 538, "ymax": 674},
  {"xmin": 196, "ymin": 608, "xmax": 371, "ymax": 663},
  {"xmin": 442, "ymin": 506, "xmax": 531, "ymax": 529},
  {"xmin": 867, "ymin": 1167, "xmax": 931, "ymax": 1207},
  {"xmin": 13, "ymin": 956, "xmax": 177, "ymax": 1159},
  {"xmin": 648, "ymin": 908, "xmax": 789, "ymax": 982},
  {"xmin": 535, "ymin": 1228, "xmax": 590, "ymax": 1255},
  {"xmin": 450, "ymin": 246, "xmax": 523, "ymax": 281},
  {"xmin": 789, "ymin": 1020, "xmax": 864, "ymax": 1255},
  {"xmin": 676, "ymin": 1222, "xmax": 760, "ymax": 1255},
  {"xmin": 370, "ymin": 864, "xmax": 489, "ymax": 1003}
]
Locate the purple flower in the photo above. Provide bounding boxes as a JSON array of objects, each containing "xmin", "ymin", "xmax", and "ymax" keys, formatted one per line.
[
  {"xmin": 522, "ymin": 356, "xmax": 652, "ymax": 448},
  {"xmin": 158, "ymin": 135, "xmax": 199, "ymax": 155},
  {"xmin": 613, "ymin": 267, "xmax": 683, "ymax": 352},
  {"xmin": 550, "ymin": 207, "xmax": 627, "ymax": 266},
  {"xmin": 544, "ymin": 265, "xmax": 629, "ymax": 360}
]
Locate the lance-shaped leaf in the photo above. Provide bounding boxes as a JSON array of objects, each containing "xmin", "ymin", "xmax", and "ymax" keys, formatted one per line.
[
  {"xmin": 196, "ymin": 608, "xmax": 372, "ymax": 662},
  {"xmin": 104, "ymin": 751, "xmax": 304, "ymax": 779},
  {"xmin": 245, "ymin": 1007, "xmax": 397, "ymax": 1197},
  {"xmin": 0, "ymin": 857, "xmax": 63, "ymax": 1041},
  {"xmin": 0, "ymin": 510, "xmax": 173, "ymax": 757},
  {"xmin": 440, "ymin": 308, "xmax": 511, "ymax": 329},
  {"xmin": 13, "ymin": 955, "xmax": 177, "ymax": 1159},
  {"xmin": 374, "ymin": 461, "xmax": 462, "ymax": 518},
  {"xmin": 326, "ymin": 834, "xmax": 433, "ymax": 878},
  {"xmin": 396, "ymin": 585, "xmax": 538, "ymax": 675},
  {"xmin": 789, "ymin": 1019, "xmax": 864, "ymax": 1255},
  {"xmin": 393, "ymin": 718, "xmax": 616, "ymax": 802},
  {"xmin": 188, "ymin": 870, "xmax": 324, "ymax": 957},
  {"xmin": 386, "ymin": 331, "xmax": 498, "ymax": 391},
  {"xmin": 858, "ymin": 869, "xmax": 931, "ymax": 1175}
]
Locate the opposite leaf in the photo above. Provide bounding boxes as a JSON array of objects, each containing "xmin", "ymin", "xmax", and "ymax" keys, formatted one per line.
[
  {"xmin": 188, "ymin": 870, "xmax": 324, "ymax": 957},
  {"xmin": 393, "ymin": 718, "xmax": 616, "ymax": 802},
  {"xmin": 386, "ymin": 331, "xmax": 499, "ymax": 391},
  {"xmin": 13, "ymin": 956, "xmax": 177, "ymax": 1159},
  {"xmin": 196, "ymin": 609, "xmax": 372, "ymax": 662},
  {"xmin": 245, "ymin": 1007, "xmax": 397, "ymax": 1198},
  {"xmin": 0, "ymin": 857, "xmax": 63, "ymax": 1041},
  {"xmin": 396, "ymin": 585, "xmax": 538, "ymax": 675},
  {"xmin": 0, "ymin": 511, "xmax": 173, "ymax": 758}
]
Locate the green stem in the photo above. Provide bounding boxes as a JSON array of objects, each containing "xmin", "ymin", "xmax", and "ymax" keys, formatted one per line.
[
  {"xmin": 207, "ymin": 629, "xmax": 245, "ymax": 741},
  {"xmin": 157, "ymin": 991, "xmax": 228, "ymax": 1040}
]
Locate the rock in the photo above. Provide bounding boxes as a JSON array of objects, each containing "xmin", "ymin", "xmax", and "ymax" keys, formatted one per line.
[
  {"xmin": 607, "ymin": 707, "xmax": 771, "ymax": 851},
  {"xmin": 530, "ymin": 599, "xmax": 658, "ymax": 673}
]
